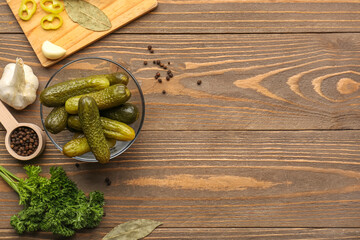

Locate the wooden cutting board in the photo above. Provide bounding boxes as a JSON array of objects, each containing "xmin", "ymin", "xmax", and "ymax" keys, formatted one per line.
[{"xmin": 6, "ymin": 0, "xmax": 158, "ymax": 67}]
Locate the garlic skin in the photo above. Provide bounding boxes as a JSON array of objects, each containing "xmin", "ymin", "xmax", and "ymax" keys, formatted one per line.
[
  {"xmin": 0, "ymin": 58, "xmax": 39, "ymax": 110},
  {"xmin": 42, "ymin": 41, "xmax": 66, "ymax": 60}
]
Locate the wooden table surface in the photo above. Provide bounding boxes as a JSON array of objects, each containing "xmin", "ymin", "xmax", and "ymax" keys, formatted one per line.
[{"xmin": 1, "ymin": 0, "xmax": 360, "ymax": 239}]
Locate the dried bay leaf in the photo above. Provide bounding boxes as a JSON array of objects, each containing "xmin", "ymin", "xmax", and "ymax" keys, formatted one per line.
[
  {"xmin": 64, "ymin": 0, "xmax": 111, "ymax": 31},
  {"xmin": 102, "ymin": 219, "xmax": 162, "ymax": 240}
]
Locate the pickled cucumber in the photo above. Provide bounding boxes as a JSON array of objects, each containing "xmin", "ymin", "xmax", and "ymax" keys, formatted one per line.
[
  {"xmin": 101, "ymin": 103, "xmax": 139, "ymax": 124},
  {"xmin": 40, "ymin": 75, "xmax": 110, "ymax": 107},
  {"xmin": 83, "ymin": 73, "xmax": 128, "ymax": 85},
  {"xmin": 67, "ymin": 115, "xmax": 135, "ymax": 141},
  {"xmin": 78, "ymin": 96, "xmax": 110, "ymax": 163},
  {"xmin": 66, "ymin": 116, "xmax": 83, "ymax": 131},
  {"xmin": 65, "ymin": 84, "xmax": 131, "ymax": 114},
  {"xmin": 44, "ymin": 106, "xmax": 68, "ymax": 134},
  {"xmin": 101, "ymin": 117, "xmax": 135, "ymax": 141},
  {"xmin": 63, "ymin": 137, "xmax": 116, "ymax": 158},
  {"xmin": 107, "ymin": 72, "xmax": 129, "ymax": 85}
]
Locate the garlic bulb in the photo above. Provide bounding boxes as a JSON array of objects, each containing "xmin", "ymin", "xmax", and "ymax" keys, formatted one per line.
[{"xmin": 0, "ymin": 58, "xmax": 39, "ymax": 110}]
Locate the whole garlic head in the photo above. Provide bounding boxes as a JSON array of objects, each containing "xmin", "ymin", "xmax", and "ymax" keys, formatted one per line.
[{"xmin": 0, "ymin": 58, "xmax": 39, "ymax": 110}]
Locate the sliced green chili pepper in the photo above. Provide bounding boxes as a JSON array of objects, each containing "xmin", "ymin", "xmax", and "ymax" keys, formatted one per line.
[
  {"xmin": 41, "ymin": 14, "xmax": 63, "ymax": 30},
  {"xmin": 40, "ymin": 0, "xmax": 64, "ymax": 14},
  {"xmin": 18, "ymin": 0, "xmax": 37, "ymax": 21}
]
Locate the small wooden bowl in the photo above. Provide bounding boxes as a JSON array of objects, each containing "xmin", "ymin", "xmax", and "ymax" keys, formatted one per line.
[{"xmin": 0, "ymin": 101, "xmax": 46, "ymax": 161}]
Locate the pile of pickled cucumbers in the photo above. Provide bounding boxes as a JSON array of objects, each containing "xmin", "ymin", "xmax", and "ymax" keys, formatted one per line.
[{"xmin": 40, "ymin": 73, "xmax": 139, "ymax": 163}]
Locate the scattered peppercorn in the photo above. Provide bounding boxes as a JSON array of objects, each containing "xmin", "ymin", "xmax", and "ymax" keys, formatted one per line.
[
  {"xmin": 143, "ymin": 51, "xmax": 174, "ymax": 82},
  {"xmin": 162, "ymin": 90, "xmax": 166, "ymax": 94},
  {"xmin": 197, "ymin": 80, "xmax": 202, "ymax": 85},
  {"xmin": 75, "ymin": 163, "xmax": 80, "ymax": 168},
  {"xmin": 10, "ymin": 127, "xmax": 38, "ymax": 156},
  {"xmin": 105, "ymin": 177, "xmax": 111, "ymax": 186}
]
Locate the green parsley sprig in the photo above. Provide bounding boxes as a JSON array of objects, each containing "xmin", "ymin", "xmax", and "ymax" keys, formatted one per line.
[{"xmin": 0, "ymin": 165, "xmax": 104, "ymax": 237}]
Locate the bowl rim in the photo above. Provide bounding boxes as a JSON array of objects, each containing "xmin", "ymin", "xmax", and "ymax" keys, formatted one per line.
[{"xmin": 40, "ymin": 57, "xmax": 145, "ymax": 162}]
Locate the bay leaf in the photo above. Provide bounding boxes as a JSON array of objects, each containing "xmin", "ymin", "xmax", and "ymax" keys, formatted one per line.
[
  {"xmin": 64, "ymin": 0, "xmax": 112, "ymax": 32},
  {"xmin": 102, "ymin": 219, "xmax": 162, "ymax": 240}
]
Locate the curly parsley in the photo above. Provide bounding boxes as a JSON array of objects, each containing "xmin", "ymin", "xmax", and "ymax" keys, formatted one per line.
[{"xmin": 0, "ymin": 165, "xmax": 104, "ymax": 237}]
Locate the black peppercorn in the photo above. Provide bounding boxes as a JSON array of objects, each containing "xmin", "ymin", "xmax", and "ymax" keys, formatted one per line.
[
  {"xmin": 105, "ymin": 177, "xmax": 111, "ymax": 186},
  {"xmin": 197, "ymin": 80, "xmax": 202, "ymax": 85},
  {"xmin": 144, "ymin": 61, "xmax": 148, "ymax": 65},
  {"xmin": 158, "ymin": 79, "xmax": 162, "ymax": 83},
  {"xmin": 148, "ymin": 45, "xmax": 152, "ymax": 50},
  {"xmin": 162, "ymin": 90, "xmax": 166, "ymax": 94}
]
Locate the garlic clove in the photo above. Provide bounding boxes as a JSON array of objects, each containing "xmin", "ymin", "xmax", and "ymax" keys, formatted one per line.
[{"xmin": 42, "ymin": 41, "xmax": 66, "ymax": 60}]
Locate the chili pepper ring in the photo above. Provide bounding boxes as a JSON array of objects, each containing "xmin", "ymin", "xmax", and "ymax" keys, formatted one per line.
[
  {"xmin": 40, "ymin": 0, "xmax": 64, "ymax": 14},
  {"xmin": 41, "ymin": 13, "xmax": 63, "ymax": 30},
  {"xmin": 18, "ymin": 0, "xmax": 37, "ymax": 21}
]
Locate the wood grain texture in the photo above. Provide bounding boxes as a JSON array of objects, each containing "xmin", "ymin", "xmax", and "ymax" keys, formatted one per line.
[
  {"xmin": 1, "ymin": 130, "xmax": 360, "ymax": 229},
  {"xmin": 1, "ymin": 227, "xmax": 360, "ymax": 239},
  {"xmin": 3, "ymin": 1, "xmax": 360, "ymax": 34},
  {"xmin": 1, "ymin": 33, "xmax": 360, "ymax": 130},
  {"xmin": 1, "ymin": 1, "xmax": 360, "ymax": 239},
  {"xmin": 5, "ymin": 0, "xmax": 157, "ymax": 67}
]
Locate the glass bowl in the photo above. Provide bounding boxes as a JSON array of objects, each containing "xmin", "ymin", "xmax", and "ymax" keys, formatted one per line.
[{"xmin": 40, "ymin": 57, "xmax": 145, "ymax": 162}]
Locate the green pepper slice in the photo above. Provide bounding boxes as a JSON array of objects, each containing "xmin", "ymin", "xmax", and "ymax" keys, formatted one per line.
[
  {"xmin": 41, "ymin": 14, "xmax": 63, "ymax": 30},
  {"xmin": 18, "ymin": 0, "xmax": 37, "ymax": 21},
  {"xmin": 40, "ymin": 0, "xmax": 64, "ymax": 14}
]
